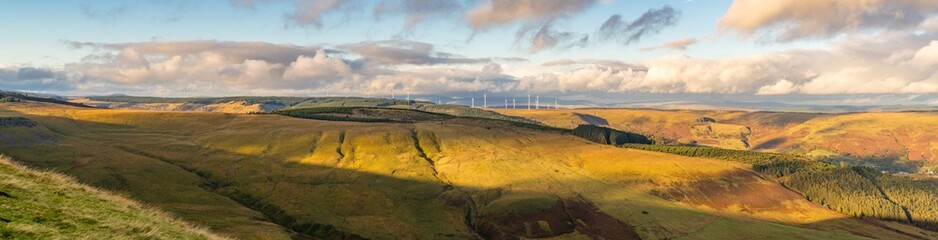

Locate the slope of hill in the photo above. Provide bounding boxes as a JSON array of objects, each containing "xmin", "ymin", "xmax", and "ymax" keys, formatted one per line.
[
  {"xmin": 0, "ymin": 90, "xmax": 90, "ymax": 108},
  {"xmin": 73, "ymin": 96, "xmax": 534, "ymax": 124},
  {"xmin": 0, "ymin": 156, "xmax": 225, "ymax": 239},
  {"xmin": 2, "ymin": 101, "xmax": 935, "ymax": 239},
  {"xmin": 496, "ymin": 109, "xmax": 938, "ymax": 173}
]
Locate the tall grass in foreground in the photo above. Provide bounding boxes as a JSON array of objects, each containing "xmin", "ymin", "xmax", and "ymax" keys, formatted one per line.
[{"xmin": 0, "ymin": 155, "xmax": 228, "ymax": 239}]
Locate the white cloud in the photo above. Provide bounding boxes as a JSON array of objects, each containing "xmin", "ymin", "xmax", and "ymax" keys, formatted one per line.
[
  {"xmin": 909, "ymin": 40, "xmax": 938, "ymax": 67},
  {"xmin": 11, "ymin": 30, "xmax": 938, "ymax": 97},
  {"xmin": 466, "ymin": 0, "xmax": 596, "ymax": 29},
  {"xmin": 757, "ymin": 79, "xmax": 798, "ymax": 95},
  {"xmin": 283, "ymin": 50, "xmax": 352, "ymax": 81},
  {"xmin": 719, "ymin": 0, "xmax": 938, "ymax": 41}
]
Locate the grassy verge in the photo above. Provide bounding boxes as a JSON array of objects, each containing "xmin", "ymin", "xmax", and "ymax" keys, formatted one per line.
[{"xmin": 0, "ymin": 155, "xmax": 226, "ymax": 239}]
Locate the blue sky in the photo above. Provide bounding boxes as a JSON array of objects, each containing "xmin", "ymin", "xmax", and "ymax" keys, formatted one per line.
[
  {"xmin": 1, "ymin": 0, "xmax": 938, "ymax": 106},
  {"xmin": 1, "ymin": 0, "xmax": 817, "ymax": 66}
]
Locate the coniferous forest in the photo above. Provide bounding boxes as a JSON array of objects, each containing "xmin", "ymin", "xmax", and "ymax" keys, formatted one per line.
[{"xmin": 613, "ymin": 142, "xmax": 938, "ymax": 231}]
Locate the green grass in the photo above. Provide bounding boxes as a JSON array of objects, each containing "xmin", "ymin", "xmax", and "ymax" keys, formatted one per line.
[
  {"xmin": 619, "ymin": 143, "xmax": 837, "ymax": 177},
  {"xmin": 86, "ymin": 95, "xmax": 538, "ymax": 124},
  {"xmin": 0, "ymin": 156, "xmax": 225, "ymax": 239},
  {"xmin": 2, "ymin": 102, "xmax": 935, "ymax": 239}
]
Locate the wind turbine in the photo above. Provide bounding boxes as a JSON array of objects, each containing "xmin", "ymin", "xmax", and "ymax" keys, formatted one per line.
[
  {"xmin": 536, "ymin": 95, "xmax": 540, "ymax": 110},
  {"xmin": 483, "ymin": 94, "xmax": 487, "ymax": 109},
  {"xmin": 527, "ymin": 94, "xmax": 531, "ymax": 110},
  {"xmin": 471, "ymin": 97, "xmax": 475, "ymax": 108},
  {"xmin": 513, "ymin": 98, "xmax": 516, "ymax": 109}
]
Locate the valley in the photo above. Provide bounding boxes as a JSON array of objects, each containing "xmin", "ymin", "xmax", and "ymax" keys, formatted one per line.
[
  {"xmin": 496, "ymin": 108, "xmax": 938, "ymax": 174},
  {"xmin": 2, "ymin": 100, "xmax": 937, "ymax": 239}
]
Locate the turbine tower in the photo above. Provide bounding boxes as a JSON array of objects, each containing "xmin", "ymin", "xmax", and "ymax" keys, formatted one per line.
[
  {"xmin": 555, "ymin": 100, "xmax": 558, "ymax": 110},
  {"xmin": 483, "ymin": 94, "xmax": 487, "ymax": 109},
  {"xmin": 513, "ymin": 98, "xmax": 516, "ymax": 109},
  {"xmin": 504, "ymin": 98, "xmax": 508, "ymax": 109},
  {"xmin": 527, "ymin": 94, "xmax": 531, "ymax": 110},
  {"xmin": 392, "ymin": 90, "xmax": 395, "ymax": 100},
  {"xmin": 536, "ymin": 95, "xmax": 540, "ymax": 110},
  {"xmin": 471, "ymin": 97, "xmax": 475, "ymax": 108}
]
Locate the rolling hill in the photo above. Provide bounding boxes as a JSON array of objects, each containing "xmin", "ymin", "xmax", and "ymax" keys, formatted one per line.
[
  {"xmin": 496, "ymin": 108, "xmax": 938, "ymax": 173},
  {"xmin": 72, "ymin": 96, "xmax": 534, "ymax": 124},
  {"xmin": 0, "ymin": 155, "xmax": 224, "ymax": 239},
  {"xmin": 2, "ymin": 100, "xmax": 937, "ymax": 239}
]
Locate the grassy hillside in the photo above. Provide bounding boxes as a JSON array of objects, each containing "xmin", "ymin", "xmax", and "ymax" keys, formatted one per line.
[
  {"xmin": 496, "ymin": 108, "xmax": 938, "ymax": 172},
  {"xmin": 77, "ymin": 95, "xmax": 535, "ymax": 124},
  {"xmin": 0, "ymin": 156, "xmax": 224, "ymax": 239},
  {"xmin": 0, "ymin": 90, "xmax": 89, "ymax": 108},
  {"xmin": 2, "ymin": 101, "xmax": 935, "ymax": 239}
]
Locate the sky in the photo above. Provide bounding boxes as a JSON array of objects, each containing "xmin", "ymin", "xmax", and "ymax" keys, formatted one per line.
[{"xmin": 3, "ymin": 0, "xmax": 938, "ymax": 106}]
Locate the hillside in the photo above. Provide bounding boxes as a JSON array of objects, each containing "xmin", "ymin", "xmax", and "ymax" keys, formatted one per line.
[
  {"xmin": 0, "ymin": 156, "xmax": 224, "ymax": 239},
  {"xmin": 496, "ymin": 108, "xmax": 938, "ymax": 173},
  {"xmin": 74, "ymin": 96, "xmax": 534, "ymax": 123},
  {"xmin": 2, "ymin": 101, "xmax": 935, "ymax": 239}
]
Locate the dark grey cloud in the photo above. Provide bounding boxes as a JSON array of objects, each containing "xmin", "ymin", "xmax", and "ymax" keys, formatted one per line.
[
  {"xmin": 15, "ymin": 68, "xmax": 55, "ymax": 80},
  {"xmin": 525, "ymin": 22, "xmax": 588, "ymax": 53},
  {"xmin": 0, "ymin": 67, "xmax": 76, "ymax": 92},
  {"xmin": 599, "ymin": 5, "xmax": 681, "ymax": 44},
  {"xmin": 339, "ymin": 40, "xmax": 490, "ymax": 65}
]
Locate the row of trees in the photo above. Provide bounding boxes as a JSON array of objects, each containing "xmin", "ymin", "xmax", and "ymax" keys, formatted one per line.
[
  {"xmin": 786, "ymin": 166, "xmax": 938, "ymax": 230},
  {"xmin": 785, "ymin": 167, "xmax": 907, "ymax": 221}
]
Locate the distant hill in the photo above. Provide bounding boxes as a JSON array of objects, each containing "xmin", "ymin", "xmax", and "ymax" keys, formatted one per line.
[
  {"xmin": 80, "ymin": 95, "xmax": 535, "ymax": 123},
  {"xmin": 497, "ymin": 108, "xmax": 938, "ymax": 173},
  {"xmin": 0, "ymin": 156, "xmax": 224, "ymax": 239},
  {"xmin": 0, "ymin": 90, "xmax": 89, "ymax": 108}
]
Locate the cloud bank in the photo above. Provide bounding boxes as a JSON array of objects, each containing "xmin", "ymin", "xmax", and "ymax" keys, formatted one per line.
[
  {"xmin": 720, "ymin": 0, "xmax": 938, "ymax": 41},
  {"xmin": 5, "ymin": 29, "xmax": 938, "ymax": 98}
]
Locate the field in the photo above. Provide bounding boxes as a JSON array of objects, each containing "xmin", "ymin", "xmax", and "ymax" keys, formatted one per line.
[
  {"xmin": 0, "ymin": 156, "xmax": 224, "ymax": 239},
  {"xmin": 496, "ymin": 108, "xmax": 938, "ymax": 172},
  {"xmin": 2, "ymin": 101, "xmax": 935, "ymax": 239}
]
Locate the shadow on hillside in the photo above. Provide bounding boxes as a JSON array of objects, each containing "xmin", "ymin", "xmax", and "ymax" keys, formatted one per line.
[
  {"xmin": 573, "ymin": 113, "xmax": 609, "ymax": 126},
  {"xmin": 752, "ymin": 137, "xmax": 787, "ymax": 150},
  {"xmin": 1, "ymin": 110, "xmax": 936, "ymax": 239}
]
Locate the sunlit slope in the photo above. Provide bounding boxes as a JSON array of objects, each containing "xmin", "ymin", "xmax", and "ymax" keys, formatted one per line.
[
  {"xmin": 1, "ymin": 102, "xmax": 934, "ymax": 239},
  {"xmin": 0, "ymin": 104, "xmax": 299, "ymax": 239},
  {"xmin": 0, "ymin": 156, "xmax": 225, "ymax": 239},
  {"xmin": 497, "ymin": 109, "xmax": 938, "ymax": 167}
]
